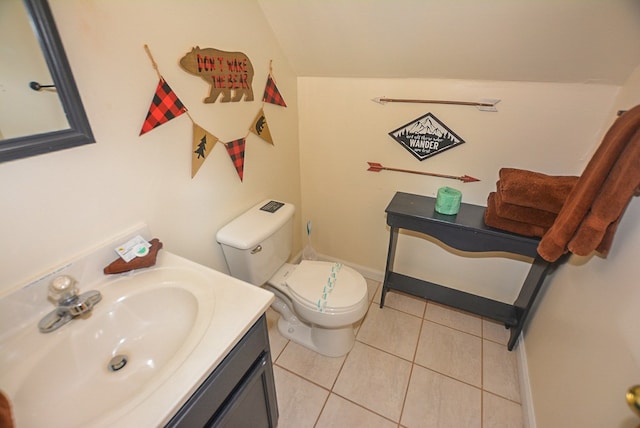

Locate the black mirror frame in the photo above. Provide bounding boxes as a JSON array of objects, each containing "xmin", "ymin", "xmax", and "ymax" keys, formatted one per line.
[{"xmin": 0, "ymin": 0, "xmax": 95, "ymax": 163}]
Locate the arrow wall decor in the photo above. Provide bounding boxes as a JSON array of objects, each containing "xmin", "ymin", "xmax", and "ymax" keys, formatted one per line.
[
  {"xmin": 372, "ymin": 97, "xmax": 500, "ymax": 112},
  {"xmin": 367, "ymin": 162, "xmax": 480, "ymax": 183}
]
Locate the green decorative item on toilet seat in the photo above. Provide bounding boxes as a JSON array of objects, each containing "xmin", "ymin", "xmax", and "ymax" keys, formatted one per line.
[{"xmin": 435, "ymin": 186, "xmax": 462, "ymax": 215}]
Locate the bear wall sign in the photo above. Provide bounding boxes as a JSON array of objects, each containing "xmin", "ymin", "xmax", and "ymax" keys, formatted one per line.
[{"xmin": 180, "ymin": 47, "xmax": 254, "ymax": 103}]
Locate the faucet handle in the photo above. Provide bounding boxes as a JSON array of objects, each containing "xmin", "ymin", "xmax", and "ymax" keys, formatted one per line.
[{"xmin": 49, "ymin": 275, "xmax": 78, "ymax": 303}]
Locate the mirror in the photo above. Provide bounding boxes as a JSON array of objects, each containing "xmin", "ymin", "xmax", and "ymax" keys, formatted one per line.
[{"xmin": 0, "ymin": 0, "xmax": 94, "ymax": 163}]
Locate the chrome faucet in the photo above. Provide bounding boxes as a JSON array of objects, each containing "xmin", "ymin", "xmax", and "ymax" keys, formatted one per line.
[{"xmin": 38, "ymin": 275, "xmax": 102, "ymax": 333}]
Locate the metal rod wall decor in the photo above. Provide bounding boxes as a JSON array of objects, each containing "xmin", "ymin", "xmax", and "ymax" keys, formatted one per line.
[{"xmin": 372, "ymin": 97, "xmax": 500, "ymax": 112}]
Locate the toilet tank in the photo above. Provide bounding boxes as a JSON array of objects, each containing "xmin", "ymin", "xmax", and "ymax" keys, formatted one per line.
[{"xmin": 216, "ymin": 200, "xmax": 295, "ymax": 285}]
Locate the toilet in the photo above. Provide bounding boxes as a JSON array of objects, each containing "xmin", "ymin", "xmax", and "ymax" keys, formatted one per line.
[{"xmin": 216, "ymin": 199, "xmax": 369, "ymax": 357}]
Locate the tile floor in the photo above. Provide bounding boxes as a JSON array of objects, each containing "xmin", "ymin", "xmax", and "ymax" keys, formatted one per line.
[{"xmin": 266, "ymin": 278, "xmax": 524, "ymax": 428}]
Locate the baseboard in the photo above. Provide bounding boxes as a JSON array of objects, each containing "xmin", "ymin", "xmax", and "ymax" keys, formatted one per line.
[{"xmin": 516, "ymin": 335, "xmax": 536, "ymax": 428}]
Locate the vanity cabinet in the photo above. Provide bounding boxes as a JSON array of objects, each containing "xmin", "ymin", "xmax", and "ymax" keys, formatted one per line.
[{"xmin": 166, "ymin": 314, "xmax": 278, "ymax": 427}]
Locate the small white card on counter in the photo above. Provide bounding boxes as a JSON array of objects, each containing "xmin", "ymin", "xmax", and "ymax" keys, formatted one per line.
[{"xmin": 115, "ymin": 235, "xmax": 151, "ymax": 262}]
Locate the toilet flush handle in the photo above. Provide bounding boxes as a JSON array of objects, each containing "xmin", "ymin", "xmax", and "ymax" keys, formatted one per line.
[{"xmin": 251, "ymin": 245, "xmax": 262, "ymax": 254}]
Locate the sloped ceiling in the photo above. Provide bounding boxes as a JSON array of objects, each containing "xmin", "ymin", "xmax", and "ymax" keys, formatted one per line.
[{"xmin": 257, "ymin": 0, "xmax": 640, "ymax": 85}]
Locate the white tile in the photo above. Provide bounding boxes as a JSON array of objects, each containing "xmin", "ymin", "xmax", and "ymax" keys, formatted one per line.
[
  {"xmin": 365, "ymin": 278, "xmax": 380, "ymax": 302},
  {"xmin": 275, "ymin": 340, "xmax": 346, "ymax": 390},
  {"xmin": 354, "ymin": 279, "xmax": 380, "ymax": 336},
  {"xmin": 401, "ymin": 365, "xmax": 481, "ymax": 428},
  {"xmin": 483, "ymin": 392, "xmax": 524, "ymax": 428},
  {"xmin": 483, "ymin": 318, "xmax": 510, "ymax": 345},
  {"xmin": 373, "ymin": 287, "xmax": 426, "ymax": 317},
  {"xmin": 272, "ymin": 366, "xmax": 329, "ymax": 428},
  {"xmin": 266, "ymin": 308, "xmax": 288, "ymax": 360},
  {"xmin": 483, "ymin": 339, "xmax": 521, "ymax": 402},
  {"xmin": 425, "ymin": 302, "xmax": 482, "ymax": 336},
  {"xmin": 356, "ymin": 303, "xmax": 422, "ymax": 360},
  {"xmin": 415, "ymin": 320, "xmax": 482, "ymax": 387},
  {"xmin": 268, "ymin": 261, "xmax": 525, "ymax": 427},
  {"xmin": 333, "ymin": 342, "xmax": 412, "ymax": 422},
  {"xmin": 316, "ymin": 394, "xmax": 397, "ymax": 428}
]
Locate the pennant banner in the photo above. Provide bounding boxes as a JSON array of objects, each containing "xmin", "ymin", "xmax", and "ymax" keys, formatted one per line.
[
  {"xmin": 262, "ymin": 75, "xmax": 287, "ymax": 107},
  {"xmin": 250, "ymin": 108, "xmax": 274, "ymax": 145},
  {"xmin": 225, "ymin": 138, "xmax": 246, "ymax": 182},
  {"xmin": 140, "ymin": 49, "xmax": 289, "ymax": 181},
  {"xmin": 191, "ymin": 123, "xmax": 219, "ymax": 178},
  {"xmin": 140, "ymin": 78, "xmax": 187, "ymax": 135}
]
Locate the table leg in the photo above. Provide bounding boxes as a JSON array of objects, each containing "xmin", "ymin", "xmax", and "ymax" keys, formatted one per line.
[
  {"xmin": 381, "ymin": 227, "xmax": 399, "ymax": 308},
  {"xmin": 507, "ymin": 256, "xmax": 554, "ymax": 350}
]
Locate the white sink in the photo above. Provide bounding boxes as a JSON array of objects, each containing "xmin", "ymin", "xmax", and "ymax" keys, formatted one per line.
[{"xmin": 0, "ymin": 249, "xmax": 273, "ymax": 428}]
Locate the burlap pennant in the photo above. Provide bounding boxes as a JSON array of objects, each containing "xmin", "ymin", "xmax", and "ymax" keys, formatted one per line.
[
  {"xmin": 140, "ymin": 78, "xmax": 187, "ymax": 135},
  {"xmin": 249, "ymin": 108, "xmax": 274, "ymax": 145},
  {"xmin": 191, "ymin": 123, "xmax": 218, "ymax": 178},
  {"xmin": 225, "ymin": 138, "xmax": 246, "ymax": 181}
]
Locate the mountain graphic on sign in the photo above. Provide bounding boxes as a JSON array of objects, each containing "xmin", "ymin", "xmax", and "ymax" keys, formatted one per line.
[{"xmin": 406, "ymin": 117, "xmax": 460, "ymax": 142}]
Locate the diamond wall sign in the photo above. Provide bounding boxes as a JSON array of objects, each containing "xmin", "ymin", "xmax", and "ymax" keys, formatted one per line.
[{"xmin": 388, "ymin": 113, "xmax": 465, "ymax": 161}]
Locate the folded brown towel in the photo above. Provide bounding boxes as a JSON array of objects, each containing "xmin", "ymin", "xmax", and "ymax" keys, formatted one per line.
[
  {"xmin": 493, "ymin": 188, "xmax": 558, "ymax": 228},
  {"xmin": 484, "ymin": 192, "xmax": 548, "ymax": 238},
  {"xmin": 0, "ymin": 391, "xmax": 14, "ymax": 428},
  {"xmin": 538, "ymin": 104, "xmax": 640, "ymax": 262},
  {"xmin": 568, "ymin": 127, "xmax": 640, "ymax": 256},
  {"xmin": 499, "ymin": 168, "xmax": 578, "ymax": 213}
]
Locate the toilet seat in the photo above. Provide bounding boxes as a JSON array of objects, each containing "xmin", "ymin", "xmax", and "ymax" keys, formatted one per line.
[{"xmin": 285, "ymin": 260, "xmax": 367, "ymax": 313}]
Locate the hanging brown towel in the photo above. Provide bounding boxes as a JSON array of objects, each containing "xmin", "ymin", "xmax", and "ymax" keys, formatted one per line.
[{"xmin": 0, "ymin": 391, "xmax": 14, "ymax": 428}]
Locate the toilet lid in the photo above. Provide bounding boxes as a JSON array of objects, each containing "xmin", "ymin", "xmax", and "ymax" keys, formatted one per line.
[{"xmin": 286, "ymin": 260, "xmax": 366, "ymax": 311}]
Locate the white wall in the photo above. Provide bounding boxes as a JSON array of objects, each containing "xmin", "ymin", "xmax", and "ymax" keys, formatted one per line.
[
  {"xmin": 0, "ymin": 0, "xmax": 302, "ymax": 294},
  {"xmin": 524, "ymin": 67, "xmax": 640, "ymax": 428},
  {"xmin": 297, "ymin": 77, "xmax": 619, "ymax": 301}
]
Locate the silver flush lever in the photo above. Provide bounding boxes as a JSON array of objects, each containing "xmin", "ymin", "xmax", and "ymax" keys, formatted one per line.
[{"xmin": 251, "ymin": 245, "xmax": 262, "ymax": 254}]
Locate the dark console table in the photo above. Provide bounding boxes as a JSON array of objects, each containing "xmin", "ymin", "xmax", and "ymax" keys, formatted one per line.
[{"xmin": 381, "ymin": 191, "xmax": 557, "ymax": 351}]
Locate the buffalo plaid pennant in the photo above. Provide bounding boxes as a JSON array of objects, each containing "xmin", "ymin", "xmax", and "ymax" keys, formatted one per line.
[
  {"xmin": 225, "ymin": 138, "xmax": 246, "ymax": 182},
  {"xmin": 140, "ymin": 78, "xmax": 187, "ymax": 135},
  {"xmin": 262, "ymin": 75, "xmax": 287, "ymax": 107}
]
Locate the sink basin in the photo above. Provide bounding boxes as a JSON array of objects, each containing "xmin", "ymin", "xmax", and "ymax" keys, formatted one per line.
[
  {"xmin": 1, "ymin": 247, "xmax": 273, "ymax": 428},
  {"xmin": 12, "ymin": 267, "xmax": 212, "ymax": 428}
]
